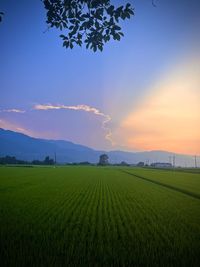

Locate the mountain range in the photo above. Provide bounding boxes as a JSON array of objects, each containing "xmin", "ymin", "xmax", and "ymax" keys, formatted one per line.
[{"xmin": 0, "ymin": 128, "xmax": 196, "ymax": 167}]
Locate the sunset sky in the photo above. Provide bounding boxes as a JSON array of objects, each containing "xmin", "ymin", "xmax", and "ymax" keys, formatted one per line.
[{"xmin": 0, "ymin": 0, "xmax": 200, "ymax": 155}]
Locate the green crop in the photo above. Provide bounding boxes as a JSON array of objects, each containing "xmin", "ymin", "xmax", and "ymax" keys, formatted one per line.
[{"xmin": 0, "ymin": 166, "xmax": 200, "ymax": 266}]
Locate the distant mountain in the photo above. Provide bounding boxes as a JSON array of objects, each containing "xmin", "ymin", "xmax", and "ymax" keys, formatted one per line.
[
  {"xmin": 0, "ymin": 128, "xmax": 100, "ymax": 163},
  {"xmin": 0, "ymin": 128, "xmax": 196, "ymax": 167},
  {"xmin": 107, "ymin": 150, "xmax": 195, "ymax": 167}
]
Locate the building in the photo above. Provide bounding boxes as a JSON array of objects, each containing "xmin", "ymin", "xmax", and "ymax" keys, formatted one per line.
[{"xmin": 150, "ymin": 162, "xmax": 172, "ymax": 168}]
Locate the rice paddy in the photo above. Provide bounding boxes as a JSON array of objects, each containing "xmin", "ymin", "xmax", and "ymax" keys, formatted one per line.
[{"xmin": 0, "ymin": 166, "xmax": 200, "ymax": 266}]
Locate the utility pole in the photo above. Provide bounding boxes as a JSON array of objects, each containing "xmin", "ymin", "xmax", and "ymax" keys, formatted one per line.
[
  {"xmin": 54, "ymin": 152, "xmax": 57, "ymax": 167},
  {"xmin": 194, "ymin": 155, "xmax": 197, "ymax": 168},
  {"xmin": 172, "ymin": 155, "xmax": 175, "ymax": 168}
]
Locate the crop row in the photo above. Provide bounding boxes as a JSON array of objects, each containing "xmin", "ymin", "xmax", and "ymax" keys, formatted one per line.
[{"xmin": 0, "ymin": 166, "xmax": 200, "ymax": 266}]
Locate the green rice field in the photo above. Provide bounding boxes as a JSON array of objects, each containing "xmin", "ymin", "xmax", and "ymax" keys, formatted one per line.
[{"xmin": 0, "ymin": 166, "xmax": 200, "ymax": 266}]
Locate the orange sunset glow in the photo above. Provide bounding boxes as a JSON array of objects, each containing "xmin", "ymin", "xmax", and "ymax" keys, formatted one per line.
[{"xmin": 114, "ymin": 58, "xmax": 200, "ymax": 155}]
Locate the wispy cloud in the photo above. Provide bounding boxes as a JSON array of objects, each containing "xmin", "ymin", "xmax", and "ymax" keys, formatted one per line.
[
  {"xmin": 33, "ymin": 104, "xmax": 114, "ymax": 145},
  {"xmin": 0, "ymin": 109, "xmax": 25, "ymax": 113}
]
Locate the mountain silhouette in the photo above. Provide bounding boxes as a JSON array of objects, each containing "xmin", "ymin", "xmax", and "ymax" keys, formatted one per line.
[{"xmin": 0, "ymin": 128, "xmax": 195, "ymax": 167}]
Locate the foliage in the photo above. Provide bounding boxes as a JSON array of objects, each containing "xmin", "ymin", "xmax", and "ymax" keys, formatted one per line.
[
  {"xmin": 137, "ymin": 161, "xmax": 145, "ymax": 167},
  {"xmin": 0, "ymin": 155, "xmax": 54, "ymax": 165},
  {"xmin": 0, "ymin": 12, "xmax": 4, "ymax": 23},
  {"xmin": 0, "ymin": 166, "xmax": 200, "ymax": 266},
  {"xmin": 43, "ymin": 0, "xmax": 134, "ymax": 51},
  {"xmin": 0, "ymin": 156, "xmax": 27, "ymax": 165},
  {"xmin": 32, "ymin": 156, "xmax": 55, "ymax": 165},
  {"xmin": 98, "ymin": 153, "xmax": 109, "ymax": 165},
  {"xmin": 44, "ymin": 156, "xmax": 54, "ymax": 165}
]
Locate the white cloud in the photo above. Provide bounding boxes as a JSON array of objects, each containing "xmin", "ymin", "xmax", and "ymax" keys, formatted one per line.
[
  {"xmin": 33, "ymin": 103, "xmax": 114, "ymax": 145},
  {"xmin": 0, "ymin": 109, "xmax": 25, "ymax": 113}
]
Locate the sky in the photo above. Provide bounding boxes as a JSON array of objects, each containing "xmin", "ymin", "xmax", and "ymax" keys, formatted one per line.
[{"xmin": 0, "ymin": 0, "xmax": 200, "ymax": 155}]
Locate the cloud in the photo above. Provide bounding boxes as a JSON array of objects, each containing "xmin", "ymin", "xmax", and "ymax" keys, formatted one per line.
[
  {"xmin": 0, "ymin": 109, "xmax": 25, "ymax": 113},
  {"xmin": 33, "ymin": 104, "xmax": 114, "ymax": 145}
]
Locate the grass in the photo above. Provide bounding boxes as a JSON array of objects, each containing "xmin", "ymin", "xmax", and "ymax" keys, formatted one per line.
[{"xmin": 0, "ymin": 166, "xmax": 200, "ymax": 266}]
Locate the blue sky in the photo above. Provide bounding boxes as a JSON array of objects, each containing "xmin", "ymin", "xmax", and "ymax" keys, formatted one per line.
[{"xmin": 0, "ymin": 0, "xmax": 200, "ymax": 154}]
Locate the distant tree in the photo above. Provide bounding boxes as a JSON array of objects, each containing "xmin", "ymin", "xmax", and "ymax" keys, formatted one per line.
[
  {"xmin": 44, "ymin": 156, "xmax": 54, "ymax": 165},
  {"xmin": 79, "ymin": 161, "xmax": 91, "ymax": 165},
  {"xmin": 137, "ymin": 161, "xmax": 145, "ymax": 167},
  {"xmin": 32, "ymin": 159, "xmax": 43, "ymax": 165},
  {"xmin": 43, "ymin": 0, "xmax": 134, "ymax": 51},
  {"xmin": 32, "ymin": 156, "xmax": 54, "ymax": 165},
  {"xmin": 98, "ymin": 154, "xmax": 109, "ymax": 165},
  {"xmin": 0, "ymin": 156, "xmax": 16, "ymax": 164},
  {"xmin": 120, "ymin": 161, "xmax": 129, "ymax": 166},
  {"xmin": 0, "ymin": 156, "xmax": 28, "ymax": 165}
]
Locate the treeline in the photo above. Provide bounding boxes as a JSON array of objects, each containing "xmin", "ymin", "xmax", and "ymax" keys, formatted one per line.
[{"xmin": 0, "ymin": 156, "xmax": 54, "ymax": 165}]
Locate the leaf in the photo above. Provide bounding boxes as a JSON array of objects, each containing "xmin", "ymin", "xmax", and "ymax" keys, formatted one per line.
[
  {"xmin": 107, "ymin": 5, "xmax": 115, "ymax": 15},
  {"xmin": 44, "ymin": 1, "xmax": 134, "ymax": 52},
  {"xmin": 113, "ymin": 25, "xmax": 121, "ymax": 31},
  {"xmin": 63, "ymin": 41, "xmax": 69, "ymax": 48},
  {"xmin": 98, "ymin": 45, "xmax": 103, "ymax": 52},
  {"xmin": 129, "ymin": 9, "xmax": 134, "ymax": 15},
  {"xmin": 69, "ymin": 42, "xmax": 74, "ymax": 49},
  {"xmin": 113, "ymin": 33, "xmax": 120, "ymax": 41},
  {"xmin": 93, "ymin": 45, "xmax": 97, "ymax": 52}
]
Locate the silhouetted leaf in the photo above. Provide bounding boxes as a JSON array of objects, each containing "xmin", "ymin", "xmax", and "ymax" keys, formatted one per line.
[{"xmin": 43, "ymin": 0, "xmax": 134, "ymax": 52}]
